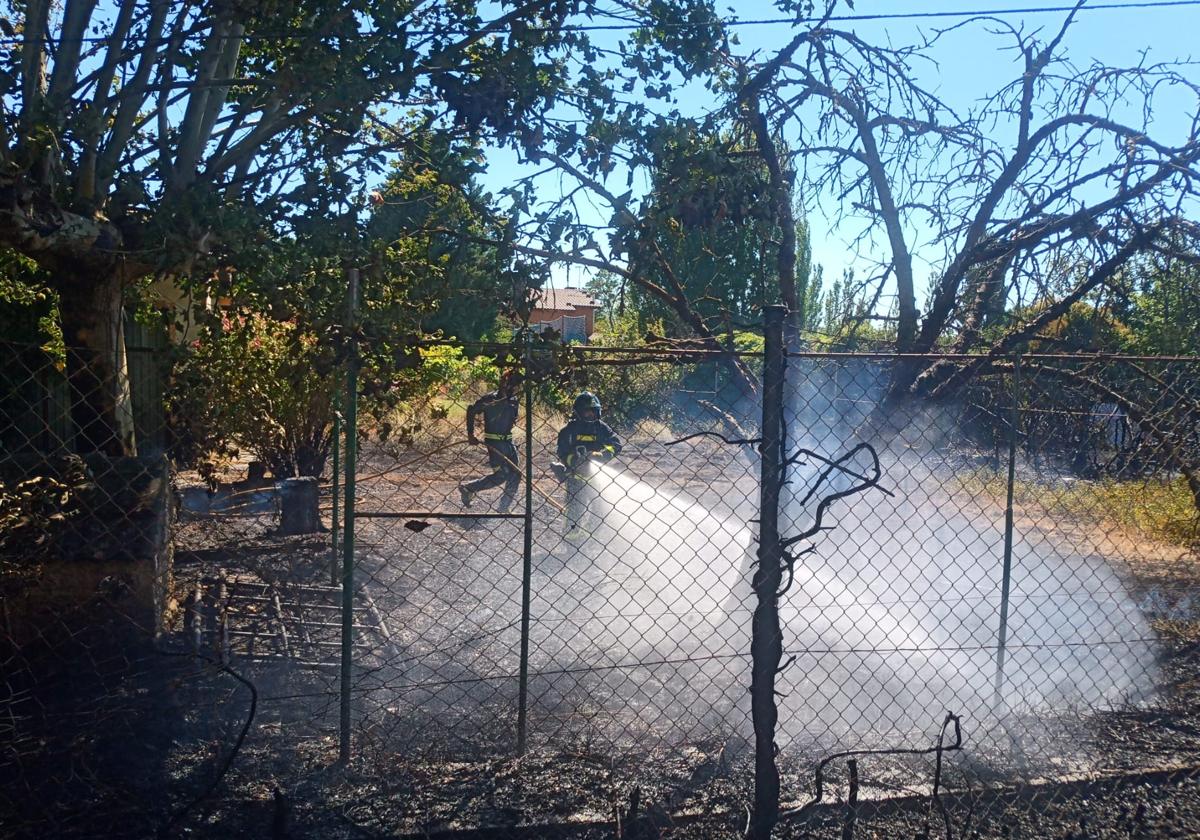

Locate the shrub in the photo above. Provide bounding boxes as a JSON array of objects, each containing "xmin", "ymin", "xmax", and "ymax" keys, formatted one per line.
[
  {"xmin": 959, "ymin": 472, "xmax": 1199, "ymax": 548},
  {"xmin": 169, "ymin": 314, "xmax": 335, "ymax": 478},
  {"xmin": 373, "ymin": 345, "xmax": 501, "ymax": 446},
  {"xmin": 414, "ymin": 345, "xmax": 500, "ymax": 402},
  {"xmin": 573, "ymin": 313, "xmax": 686, "ymax": 429}
]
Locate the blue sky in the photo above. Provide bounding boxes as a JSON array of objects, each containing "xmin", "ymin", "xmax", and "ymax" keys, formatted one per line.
[
  {"xmin": 496, "ymin": 0, "xmax": 1200, "ymax": 303},
  {"xmin": 69, "ymin": 0, "xmax": 1200, "ymax": 306}
]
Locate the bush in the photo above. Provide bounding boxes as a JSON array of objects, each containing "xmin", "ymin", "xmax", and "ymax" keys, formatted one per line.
[
  {"xmin": 413, "ymin": 345, "xmax": 500, "ymax": 402},
  {"xmin": 169, "ymin": 314, "xmax": 335, "ymax": 479},
  {"xmin": 573, "ymin": 313, "xmax": 686, "ymax": 429},
  {"xmin": 373, "ymin": 345, "xmax": 501, "ymax": 446},
  {"xmin": 959, "ymin": 472, "xmax": 1199, "ymax": 548}
]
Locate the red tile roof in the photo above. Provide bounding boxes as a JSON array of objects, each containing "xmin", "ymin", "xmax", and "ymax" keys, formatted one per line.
[{"xmin": 533, "ymin": 286, "xmax": 599, "ymax": 311}]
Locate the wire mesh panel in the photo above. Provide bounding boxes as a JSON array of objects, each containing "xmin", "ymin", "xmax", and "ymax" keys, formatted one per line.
[
  {"xmin": 340, "ymin": 346, "xmax": 1200, "ymax": 835},
  {"xmin": 0, "ymin": 337, "xmax": 198, "ymax": 838},
  {"xmin": 772, "ymin": 353, "xmax": 1200, "ymax": 833},
  {"xmin": 342, "ymin": 348, "xmax": 764, "ymax": 826},
  {"xmin": 5, "ymin": 332, "xmax": 1200, "ymax": 838}
]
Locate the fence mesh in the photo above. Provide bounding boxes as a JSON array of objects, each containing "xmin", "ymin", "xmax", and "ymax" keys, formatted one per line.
[
  {"xmin": 351, "ymin": 356, "xmax": 757, "ymax": 758},
  {"xmin": 3, "ymin": 335, "xmax": 1200, "ymax": 837},
  {"xmin": 0, "ymin": 336, "xmax": 237, "ymax": 839}
]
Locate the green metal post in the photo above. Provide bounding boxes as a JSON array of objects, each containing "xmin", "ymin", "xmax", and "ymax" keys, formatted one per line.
[
  {"xmin": 339, "ymin": 267, "xmax": 359, "ymax": 765},
  {"xmin": 517, "ymin": 331, "xmax": 534, "ymax": 754},
  {"xmin": 331, "ymin": 382, "xmax": 340, "ymax": 587},
  {"xmin": 993, "ymin": 353, "xmax": 1020, "ymax": 710}
]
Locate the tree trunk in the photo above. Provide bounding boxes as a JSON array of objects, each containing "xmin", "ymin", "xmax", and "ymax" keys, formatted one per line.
[
  {"xmin": 58, "ymin": 271, "xmax": 137, "ymax": 456},
  {"xmin": 748, "ymin": 102, "xmax": 799, "ymax": 350},
  {"xmin": 296, "ymin": 443, "xmax": 330, "ymax": 480},
  {"xmin": 748, "ymin": 306, "xmax": 785, "ymax": 839},
  {"xmin": 1185, "ymin": 466, "xmax": 1200, "ymax": 518}
]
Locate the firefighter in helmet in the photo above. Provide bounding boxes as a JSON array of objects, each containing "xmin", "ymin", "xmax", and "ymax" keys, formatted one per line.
[
  {"xmin": 555, "ymin": 391, "xmax": 622, "ymax": 540},
  {"xmin": 459, "ymin": 373, "xmax": 521, "ymax": 512}
]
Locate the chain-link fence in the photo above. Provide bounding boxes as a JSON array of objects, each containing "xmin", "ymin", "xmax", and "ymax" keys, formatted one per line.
[
  {"xmin": 0, "ymin": 335, "xmax": 245, "ymax": 839},
  {"xmin": 349, "ymin": 345, "xmax": 758, "ymax": 762},
  {"xmin": 4, "ymin": 329, "xmax": 1200, "ymax": 837}
]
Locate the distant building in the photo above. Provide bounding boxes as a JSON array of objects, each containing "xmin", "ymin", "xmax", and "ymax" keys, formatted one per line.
[{"xmin": 528, "ymin": 286, "xmax": 601, "ymax": 342}]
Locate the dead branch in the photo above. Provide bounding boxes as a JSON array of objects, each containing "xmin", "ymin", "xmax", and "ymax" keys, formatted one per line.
[
  {"xmin": 783, "ymin": 713, "xmax": 963, "ymax": 821},
  {"xmin": 664, "ymin": 431, "xmax": 761, "ymax": 447},
  {"xmin": 780, "ymin": 443, "xmax": 884, "ymax": 549}
]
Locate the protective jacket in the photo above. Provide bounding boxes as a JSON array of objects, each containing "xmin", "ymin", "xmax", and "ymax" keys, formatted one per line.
[
  {"xmin": 463, "ymin": 390, "xmax": 521, "ymax": 500},
  {"xmin": 467, "ymin": 391, "xmax": 518, "ymax": 442},
  {"xmin": 556, "ymin": 418, "xmax": 622, "ymax": 470}
]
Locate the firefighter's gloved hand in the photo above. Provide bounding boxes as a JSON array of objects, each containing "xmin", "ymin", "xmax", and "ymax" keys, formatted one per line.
[{"xmin": 568, "ymin": 446, "xmax": 593, "ymax": 478}]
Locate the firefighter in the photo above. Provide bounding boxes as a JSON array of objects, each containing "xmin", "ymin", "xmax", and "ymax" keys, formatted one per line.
[
  {"xmin": 555, "ymin": 391, "xmax": 622, "ymax": 540},
  {"xmin": 459, "ymin": 374, "xmax": 521, "ymax": 512}
]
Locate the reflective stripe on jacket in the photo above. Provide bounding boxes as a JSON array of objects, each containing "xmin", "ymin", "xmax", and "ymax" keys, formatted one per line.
[{"xmin": 557, "ymin": 418, "xmax": 622, "ymax": 465}]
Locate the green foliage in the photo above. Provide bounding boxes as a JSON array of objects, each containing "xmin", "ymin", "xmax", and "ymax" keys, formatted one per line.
[
  {"xmin": 2, "ymin": 0, "xmax": 632, "ymax": 459},
  {"xmin": 1124, "ymin": 249, "xmax": 1200, "ymax": 355},
  {"xmin": 168, "ymin": 314, "xmax": 335, "ymax": 479},
  {"xmin": 0, "ymin": 249, "xmax": 62, "ymax": 360},
  {"xmin": 192, "ymin": 136, "xmax": 518, "ymax": 436},
  {"xmin": 799, "ymin": 267, "xmax": 897, "ymax": 345},
  {"xmin": 413, "ymin": 345, "xmax": 500, "ymax": 403},
  {"xmin": 366, "ymin": 138, "xmax": 518, "ymax": 341},
  {"xmin": 571, "ymin": 312, "xmax": 685, "ymax": 429},
  {"xmin": 963, "ymin": 473, "xmax": 1198, "ymax": 549},
  {"xmin": 369, "ymin": 344, "xmax": 503, "ymax": 447},
  {"xmin": 625, "ymin": 124, "xmax": 790, "ymax": 330},
  {"xmin": 583, "ymin": 270, "xmax": 627, "ymax": 328},
  {"xmin": 731, "ymin": 329, "xmax": 765, "ymax": 379},
  {"xmin": 1023, "ymin": 301, "xmax": 1132, "ymax": 354}
]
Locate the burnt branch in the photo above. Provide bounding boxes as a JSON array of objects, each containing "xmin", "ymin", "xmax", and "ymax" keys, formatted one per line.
[
  {"xmin": 784, "ymin": 446, "xmax": 895, "ymax": 498},
  {"xmin": 783, "ymin": 713, "xmax": 963, "ymax": 821},
  {"xmin": 664, "ymin": 431, "xmax": 762, "ymax": 447},
  {"xmin": 781, "ymin": 442, "xmax": 884, "ymax": 549},
  {"xmin": 724, "ymin": 6, "xmax": 1200, "ymax": 397}
]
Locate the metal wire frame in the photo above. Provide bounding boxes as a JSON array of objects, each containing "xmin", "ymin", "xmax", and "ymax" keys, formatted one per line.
[
  {"xmin": 4, "ymin": 333, "xmax": 1200, "ymax": 838},
  {"xmin": 322, "ymin": 341, "xmax": 1200, "ymax": 836}
]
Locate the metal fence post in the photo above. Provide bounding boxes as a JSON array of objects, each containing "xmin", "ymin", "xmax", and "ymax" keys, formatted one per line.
[
  {"xmin": 993, "ymin": 352, "xmax": 1020, "ymax": 710},
  {"xmin": 331, "ymin": 380, "xmax": 341, "ymax": 587},
  {"xmin": 339, "ymin": 266, "xmax": 360, "ymax": 765},
  {"xmin": 517, "ymin": 330, "xmax": 534, "ymax": 754},
  {"xmin": 750, "ymin": 305, "xmax": 787, "ymax": 840}
]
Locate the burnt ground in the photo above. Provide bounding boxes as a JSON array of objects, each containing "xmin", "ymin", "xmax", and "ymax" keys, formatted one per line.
[{"xmin": 4, "ymin": 427, "xmax": 1200, "ymax": 839}]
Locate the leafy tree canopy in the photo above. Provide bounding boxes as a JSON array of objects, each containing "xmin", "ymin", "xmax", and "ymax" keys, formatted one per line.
[
  {"xmin": 622, "ymin": 123, "xmax": 788, "ymax": 331},
  {"xmin": 0, "ymin": 0, "xmax": 718, "ymax": 448}
]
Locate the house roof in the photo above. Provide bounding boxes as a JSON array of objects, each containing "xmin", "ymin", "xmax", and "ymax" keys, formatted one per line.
[{"xmin": 533, "ymin": 286, "xmax": 599, "ymax": 311}]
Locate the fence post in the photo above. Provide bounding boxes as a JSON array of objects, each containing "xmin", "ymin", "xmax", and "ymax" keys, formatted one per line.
[
  {"xmin": 750, "ymin": 305, "xmax": 787, "ymax": 840},
  {"xmin": 339, "ymin": 266, "xmax": 360, "ymax": 765},
  {"xmin": 993, "ymin": 352, "xmax": 1020, "ymax": 710},
  {"xmin": 517, "ymin": 330, "xmax": 534, "ymax": 754},
  {"xmin": 331, "ymin": 381, "xmax": 341, "ymax": 587}
]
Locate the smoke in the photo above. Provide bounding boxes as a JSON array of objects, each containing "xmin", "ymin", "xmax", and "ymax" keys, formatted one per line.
[
  {"xmin": 535, "ymin": 358, "xmax": 1157, "ymax": 772},
  {"xmin": 530, "ymin": 462, "xmax": 753, "ymax": 740},
  {"xmin": 774, "ymin": 358, "xmax": 1157, "ymax": 758}
]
